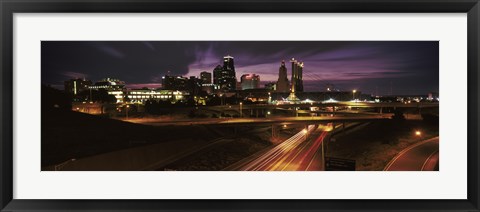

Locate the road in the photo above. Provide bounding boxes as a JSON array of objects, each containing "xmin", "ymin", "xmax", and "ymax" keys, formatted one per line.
[
  {"xmin": 211, "ymin": 101, "xmax": 439, "ymax": 109},
  {"xmin": 233, "ymin": 123, "xmax": 332, "ymax": 171},
  {"xmin": 125, "ymin": 115, "xmax": 389, "ymax": 127},
  {"xmin": 384, "ymin": 137, "xmax": 439, "ymax": 171}
]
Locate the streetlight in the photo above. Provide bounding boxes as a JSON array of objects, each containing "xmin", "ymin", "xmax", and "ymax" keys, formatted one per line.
[
  {"xmin": 415, "ymin": 130, "xmax": 422, "ymax": 136},
  {"xmin": 352, "ymin": 89, "xmax": 357, "ymax": 101},
  {"xmin": 239, "ymin": 102, "xmax": 243, "ymax": 118},
  {"xmin": 54, "ymin": 158, "xmax": 76, "ymax": 171}
]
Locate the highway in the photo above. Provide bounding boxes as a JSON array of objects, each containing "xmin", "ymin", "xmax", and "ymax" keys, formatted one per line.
[
  {"xmin": 384, "ymin": 137, "xmax": 439, "ymax": 171},
  {"xmin": 211, "ymin": 101, "xmax": 439, "ymax": 110},
  {"xmin": 232, "ymin": 123, "xmax": 332, "ymax": 171},
  {"xmin": 126, "ymin": 115, "xmax": 389, "ymax": 127}
]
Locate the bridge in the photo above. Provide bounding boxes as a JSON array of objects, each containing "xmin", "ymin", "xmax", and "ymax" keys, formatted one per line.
[
  {"xmin": 193, "ymin": 101, "xmax": 437, "ymax": 119},
  {"xmin": 211, "ymin": 101, "xmax": 439, "ymax": 110},
  {"xmin": 128, "ymin": 114, "xmax": 392, "ymax": 127}
]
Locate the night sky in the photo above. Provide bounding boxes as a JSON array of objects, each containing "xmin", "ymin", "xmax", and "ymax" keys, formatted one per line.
[{"xmin": 42, "ymin": 41, "xmax": 438, "ymax": 95}]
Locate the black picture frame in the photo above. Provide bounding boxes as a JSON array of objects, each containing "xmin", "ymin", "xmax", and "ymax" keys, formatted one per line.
[{"xmin": 1, "ymin": 0, "xmax": 479, "ymax": 211}]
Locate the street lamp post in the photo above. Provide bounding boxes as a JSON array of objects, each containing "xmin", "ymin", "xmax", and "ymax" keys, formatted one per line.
[
  {"xmin": 239, "ymin": 102, "xmax": 243, "ymax": 118},
  {"xmin": 352, "ymin": 89, "xmax": 357, "ymax": 101},
  {"xmin": 126, "ymin": 105, "xmax": 130, "ymax": 120}
]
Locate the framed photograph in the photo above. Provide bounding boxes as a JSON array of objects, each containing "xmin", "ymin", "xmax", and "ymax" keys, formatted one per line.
[{"xmin": 1, "ymin": 0, "xmax": 479, "ymax": 211}]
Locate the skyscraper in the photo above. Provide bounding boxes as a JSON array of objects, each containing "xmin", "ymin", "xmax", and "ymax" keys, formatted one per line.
[
  {"xmin": 213, "ymin": 55, "xmax": 237, "ymax": 92},
  {"xmin": 276, "ymin": 60, "xmax": 290, "ymax": 93},
  {"xmin": 290, "ymin": 58, "xmax": 304, "ymax": 92},
  {"xmin": 223, "ymin": 55, "xmax": 235, "ymax": 72},
  {"xmin": 240, "ymin": 74, "xmax": 260, "ymax": 90},
  {"xmin": 200, "ymin": 71, "xmax": 212, "ymax": 84},
  {"xmin": 187, "ymin": 76, "xmax": 202, "ymax": 96},
  {"xmin": 64, "ymin": 78, "xmax": 92, "ymax": 95},
  {"xmin": 213, "ymin": 65, "xmax": 223, "ymax": 86},
  {"xmin": 162, "ymin": 75, "xmax": 188, "ymax": 91}
]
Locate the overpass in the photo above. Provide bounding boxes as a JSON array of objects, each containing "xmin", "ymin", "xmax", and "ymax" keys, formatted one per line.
[
  {"xmin": 210, "ymin": 101, "xmax": 439, "ymax": 110},
  {"xmin": 194, "ymin": 101, "xmax": 437, "ymax": 119},
  {"xmin": 128, "ymin": 114, "xmax": 392, "ymax": 127}
]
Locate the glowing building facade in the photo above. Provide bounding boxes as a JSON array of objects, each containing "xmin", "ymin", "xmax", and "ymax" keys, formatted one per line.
[
  {"xmin": 276, "ymin": 60, "xmax": 290, "ymax": 93},
  {"xmin": 213, "ymin": 55, "xmax": 237, "ymax": 92},
  {"xmin": 240, "ymin": 74, "xmax": 260, "ymax": 90},
  {"xmin": 290, "ymin": 58, "xmax": 304, "ymax": 93}
]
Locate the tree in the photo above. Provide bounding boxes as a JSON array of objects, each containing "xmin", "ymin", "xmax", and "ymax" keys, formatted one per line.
[{"xmin": 41, "ymin": 84, "xmax": 72, "ymax": 111}]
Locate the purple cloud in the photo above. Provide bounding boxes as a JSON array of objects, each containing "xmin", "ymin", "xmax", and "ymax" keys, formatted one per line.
[{"xmin": 61, "ymin": 71, "xmax": 88, "ymax": 79}]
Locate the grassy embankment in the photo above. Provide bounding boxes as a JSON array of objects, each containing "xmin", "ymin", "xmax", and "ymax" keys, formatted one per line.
[
  {"xmin": 326, "ymin": 116, "xmax": 439, "ymax": 171},
  {"xmin": 42, "ymin": 109, "xmax": 282, "ymax": 170},
  {"xmin": 42, "ymin": 109, "xmax": 221, "ymax": 168}
]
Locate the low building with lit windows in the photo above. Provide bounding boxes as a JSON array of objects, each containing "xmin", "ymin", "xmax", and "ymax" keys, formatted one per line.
[{"xmin": 126, "ymin": 89, "xmax": 188, "ymax": 103}]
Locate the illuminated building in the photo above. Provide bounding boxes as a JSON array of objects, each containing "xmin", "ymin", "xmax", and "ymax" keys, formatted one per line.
[
  {"xmin": 223, "ymin": 55, "xmax": 235, "ymax": 72},
  {"xmin": 290, "ymin": 58, "xmax": 304, "ymax": 92},
  {"xmin": 162, "ymin": 75, "xmax": 188, "ymax": 91},
  {"xmin": 201, "ymin": 84, "xmax": 218, "ymax": 94},
  {"xmin": 213, "ymin": 55, "xmax": 237, "ymax": 92},
  {"xmin": 200, "ymin": 71, "xmax": 212, "ymax": 84},
  {"xmin": 213, "ymin": 65, "xmax": 223, "ymax": 87},
  {"xmin": 276, "ymin": 61, "xmax": 289, "ymax": 92},
  {"xmin": 240, "ymin": 74, "xmax": 260, "ymax": 90},
  {"xmin": 264, "ymin": 82, "xmax": 276, "ymax": 91},
  {"xmin": 88, "ymin": 78, "xmax": 126, "ymax": 103},
  {"xmin": 126, "ymin": 89, "xmax": 188, "ymax": 103},
  {"xmin": 88, "ymin": 77, "xmax": 125, "ymax": 90},
  {"xmin": 64, "ymin": 78, "xmax": 92, "ymax": 95},
  {"xmin": 187, "ymin": 76, "xmax": 202, "ymax": 96}
]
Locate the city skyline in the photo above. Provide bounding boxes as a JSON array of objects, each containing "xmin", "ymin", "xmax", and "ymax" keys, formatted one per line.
[
  {"xmin": 42, "ymin": 41, "xmax": 440, "ymax": 172},
  {"xmin": 42, "ymin": 41, "xmax": 439, "ymax": 95}
]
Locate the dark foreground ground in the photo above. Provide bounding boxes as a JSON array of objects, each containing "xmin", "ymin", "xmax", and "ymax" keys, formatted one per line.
[
  {"xmin": 327, "ymin": 117, "xmax": 439, "ymax": 171},
  {"xmin": 42, "ymin": 108, "xmax": 438, "ymax": 171},
  {"xmin": 42, "ymin": 109, "xmax": 277, "ymax": 170}
]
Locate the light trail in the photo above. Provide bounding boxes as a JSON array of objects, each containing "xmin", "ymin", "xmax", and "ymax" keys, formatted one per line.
[
  {"xmin": 241, "ymin": 125, "xmax": 316, "ymax": 171},
  {"xmin": 280, "ymin": 123, "xmax": 332, "ymax": 171}
]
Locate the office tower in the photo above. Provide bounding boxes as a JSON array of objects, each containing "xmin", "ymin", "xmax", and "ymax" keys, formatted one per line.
[
  {"xmin": 162, "ymin": 75, "xmax": 188, "ymax": 91},
  {"xmin": 213, "ymin": 65, "xmax": 223, "ymax": 87},
  {"xmin": 240, "ymin": 74, "xmax": 260, "ymax": 90},
  {"xmin": 200, "ymin": 71, "xmax": 212, "ymax": 84},
  {"xmin": 64, "ymin": 78, "xmax": 92, "ymax": 95},
  {"xmin": 290, "ymin": 58, "xmax": 304, "ymax": 92},
  {"xmin": 187, "ymin": 76, "xmax": 202, "ymax": 96},
  {"xmin": 223, "ymin": 55, "xmax": 235, "ymax": 72},
  {"xmin": 276, "ymin": 60, "xmax": 290, "ymax": 92},
  {"xmin": 88, "ymin": 78, "xmax": 125, "ymax": 91},
  {"xmin": 213, "ymin": 55, "xmax": 237, "ymax": 92},
  {"xmin": 87, "ymin": 78, "xmax": 126, "ymax": 103}
]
